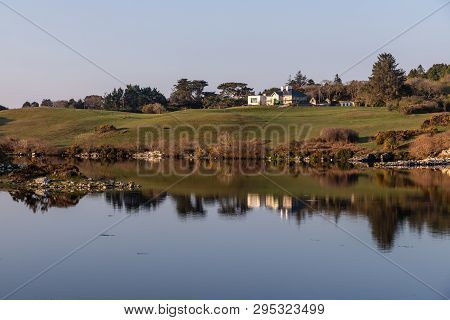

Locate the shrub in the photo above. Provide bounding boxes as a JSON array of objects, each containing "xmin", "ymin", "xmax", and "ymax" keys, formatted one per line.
[
  {"xmin": 319, "ymin": 128, "xmax": 359, "ymax": 143},
  {"xmin": 95, "ymin": 124, "xmax": 117, "ymax": 133},
  {"xmin": 421, "ymin": 113, "xmax": 450, "ymax": 129},
  {"xmin": 399, "ymin": 100, "xmax": 444, "ymax": 115},
  {"xmin": 141, "ymin": 103, "xmax": 166, "ymax": 114},
  {"xmin": 374, "ymin": 128, "xmax": 437, "ymax": 145},
  {"xmin": 335, "ymin": 148, "xmax": 354, "ymax": 163},
  {"xmin": 409, "ymin": 131, "xmax": 450, "ymax": 159},
  {"xmin": 383, "ymin": 136, "xmax": 398, "ymax": 151},
  {"xmin": 0, "ymin": 105, "xmax": 8, "ymax": 111}
]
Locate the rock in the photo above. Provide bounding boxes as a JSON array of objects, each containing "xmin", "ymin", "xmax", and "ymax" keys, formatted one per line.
[
  {"xmin": 34, "ymin": 189, "xmax": 48, "ymax": 197},
  {"xmin": 349, "ymin": 153, "xmax": 378, "ymax": 163},
  {"xmin": 380, "ymin": 152, "xmax": 394, "ymax": 163},
  {"xmin": 34, "ymin": 177, "xmax": 51, "ymax": 185},
  {"xmin": 133, "ymin": 151, "xmax": 163, "ymax": 161},
  {"xmin": 438, "ymin": 148, "xmax": 450, "ymax": 158}
]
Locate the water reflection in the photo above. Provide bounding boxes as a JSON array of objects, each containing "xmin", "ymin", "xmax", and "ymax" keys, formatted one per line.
[{"xmin": 5, "ymin": 166, "xmax": 449, "ymax": 251}]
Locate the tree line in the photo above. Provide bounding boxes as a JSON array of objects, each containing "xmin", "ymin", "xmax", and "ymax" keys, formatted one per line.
[{"xmin": 20, "ymin": 54, "xmax": 449, "ymax": 113}]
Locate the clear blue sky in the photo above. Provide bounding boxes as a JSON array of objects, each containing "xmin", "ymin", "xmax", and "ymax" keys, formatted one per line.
[{"xmin": 1, "ymin": 0, "xmax": 449, "ymax": 107}]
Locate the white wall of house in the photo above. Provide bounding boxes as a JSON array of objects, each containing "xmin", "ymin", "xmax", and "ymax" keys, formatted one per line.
[
  {"xmin": 266, "ymin": 92, "xmax": 281, "ymax": 106},
  {"xmin": 248, "ymin": 95, "xmax": 266, "ymax": 106}
]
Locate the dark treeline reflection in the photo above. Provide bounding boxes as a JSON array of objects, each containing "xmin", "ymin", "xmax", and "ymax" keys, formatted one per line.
[
  {"xmin": 104, "ymin": 190, "xmax": 167, "ymax": 212},
  {"xmin": 9, "ymin": 190, "xmax": 84, "ymax": 213},
  {"xmin": 8, "ymin": 168, "xmax": 449, "ymax": 250}
]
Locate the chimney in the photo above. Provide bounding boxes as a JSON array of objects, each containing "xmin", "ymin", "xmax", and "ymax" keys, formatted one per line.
[{"xmin": 280, "ymin": 86, "xmax": 284, "ymax": 91}]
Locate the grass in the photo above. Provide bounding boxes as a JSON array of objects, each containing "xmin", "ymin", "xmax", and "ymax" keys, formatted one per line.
[{"xmin": 0, "ymin": 106, "xmax": 437, "ymax": 149}]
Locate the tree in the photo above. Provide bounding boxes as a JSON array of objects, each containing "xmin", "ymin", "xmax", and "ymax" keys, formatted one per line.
[
  {"xmin": 103, "ymin": 88, "xmax": 124, "ymax": 111},
  {"xmin": 408, "ymin": 64, "xmax": 426, "ymax": 79},
  {"xmin": 262, "ymin": 87, "xmax": 280, "ymax": 95},
  {"xmin": 217, "ymin": 82, "xmax": 253, "ymax": 99},
  {"xmin": 334, "ymin": 74, "xmax": 342, "ymax": 84},
  {"xmin": 31, "ymin": 102, "xmax": 39, "ymax": 108},
  {"xmin": 426, "ymin": 63, "xmax": 449, "ymax": 81},
  {"xmin": 22, "ymin": 101, "xmax": 31, "ymax": 108},
  {"xmin": 169, "ymin": 79, "xmax": 208, "ymax": 108},
  {"xmin": 41, "ymin": 99, "xmax": 53, "ymax": 107},
  {"xmin": 201, "ymin": 92, "xmax": 222, "ymax": 109},
  {"xmin": 103, "ymin": 85, "xmax": 166, "ymax": 112},
  {"xmin": 288, "ymin": 70, "xmax": 308, "ymax": 90},
  {"xmin": 368, "ymin": 53, "xmax": 405, "ymax": 105},
  {"xmin": 0, "ymin": 105, "xmax": 8, "ymax": 111},
  {"xmin": 84, "ymin": 95, "xmax": 103, "ymax": 109}
]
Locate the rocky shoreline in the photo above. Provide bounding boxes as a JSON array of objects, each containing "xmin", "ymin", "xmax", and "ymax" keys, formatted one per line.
[
  {"xmin": 0, "ymin": 160, "xmax": 141, "ymax": 196},
  {"xmin": 374, "ymin": 158, "xmax": 450, "ymax": 169}
]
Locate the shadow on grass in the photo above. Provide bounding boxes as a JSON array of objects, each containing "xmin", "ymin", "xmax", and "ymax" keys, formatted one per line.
[
  {"xmin": 358, "ymin": 136, "xmax": 372, "ymax": 143},
  {"xmin": 0, "ymin": 117, "xmax": 14, "ymax": 137}
]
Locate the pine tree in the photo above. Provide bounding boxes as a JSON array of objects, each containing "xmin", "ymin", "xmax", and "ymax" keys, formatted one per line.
[
  {"xmin": 334, "ymin": 74, "xmax": 342, "ymax": 84},
  {"xmin": 368, "ymin": 53, "xmax": 405, "ymax": 105}
]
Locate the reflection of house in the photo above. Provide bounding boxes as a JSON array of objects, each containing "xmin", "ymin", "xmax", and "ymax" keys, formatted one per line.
[
  {"xmin": 282, "ymin": 196, "xmax": 292, "ymax": 209},
  {"xmin": 247, "ymin": 194, "xmax": 261, "ymax": 208},
  {"xmin": 265, "ymin": 195, "xmax": 279, "ymax": 210},
  {"xmin": 248, "ymin": 86, "xmax": 308, "ymax": 106}
]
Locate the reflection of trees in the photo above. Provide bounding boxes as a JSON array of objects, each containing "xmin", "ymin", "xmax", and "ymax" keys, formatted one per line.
[
  {"xmin": 171, "ymin": 195, "xmax": 206, "ymax": 217},
  {"xmin": 104, "ymin": 191, "xmax": 166, "ymax": 212},
  {"xmin": 9, "ymin": 190, "xmax": 84, "ymax": 213}
]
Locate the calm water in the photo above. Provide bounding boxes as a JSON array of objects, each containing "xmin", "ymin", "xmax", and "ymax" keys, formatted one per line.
[{"xmin": 1, "ymin": 161, "xmax": 449, "ymax": 299}]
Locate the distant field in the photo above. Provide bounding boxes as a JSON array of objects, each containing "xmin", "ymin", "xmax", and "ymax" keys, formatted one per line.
[{"xmin": 0, "ymin": 106, "xmax": 436, "ymax": 148}]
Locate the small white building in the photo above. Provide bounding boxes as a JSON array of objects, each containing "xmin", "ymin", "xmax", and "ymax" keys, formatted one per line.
[
  {"xmin": 338, "ymin": 101, "xmax": 355, "ymax": 106},
  {"xmin": 248, "ymin": 95, "xmax": 267, "ymax": 106}
]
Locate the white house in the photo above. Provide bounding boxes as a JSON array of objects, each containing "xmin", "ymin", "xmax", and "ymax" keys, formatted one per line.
[{"xmin": 248, "ymin": 95, "xmax": 267, "ymax": 106}]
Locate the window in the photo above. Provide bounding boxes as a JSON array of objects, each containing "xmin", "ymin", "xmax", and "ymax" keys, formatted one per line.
[{"xmin": 250, "ymin": 98, "xmax": 258, "ymax": 103}]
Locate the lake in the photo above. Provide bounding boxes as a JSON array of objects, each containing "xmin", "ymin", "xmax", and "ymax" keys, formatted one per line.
[{"xmin": 1, "ymin": 160, "xmax": 449, "ymax": 299}]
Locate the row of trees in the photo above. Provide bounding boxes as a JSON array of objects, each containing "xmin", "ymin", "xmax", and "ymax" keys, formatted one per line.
[
  {"xmin": 20, "ymin": 57, "xmax": 448, "ymax": 111},
  {"xmin": 285, "ymin": 56, "xmax": 448, "ymax": 108},
  {"xmin": 22, "ymin": 81, "xmax": 255, "ymax": 111}
]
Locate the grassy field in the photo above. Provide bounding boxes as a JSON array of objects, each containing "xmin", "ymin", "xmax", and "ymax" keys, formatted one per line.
[{"xmin": 0, "ymin": 106, "xmax": 435, "ymax": 148}]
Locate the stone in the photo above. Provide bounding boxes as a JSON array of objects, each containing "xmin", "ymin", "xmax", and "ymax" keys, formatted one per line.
[
  {"xmin": 34, "ymin": 177, "xmax": 51, "ymax": 185},
  {"xmin": 380, "ymin": 152, "xmax": 394, "ymax": 163}
]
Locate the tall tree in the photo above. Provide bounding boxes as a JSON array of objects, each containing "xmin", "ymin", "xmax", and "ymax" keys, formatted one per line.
[
  {"xmin": 368, "ymin": 53, "xmax": 405, "ymax": 105},
  {"xmin": 170, "ymin": 79, "xmax": 208, "ymax": 108},
  {"xmin": 408, "ymin": 64, "xmax": 426, "ymax": 79},
  {"xmin": 426, "ymin": 63, "xmax": 449, "ymax": 81},
  {"xmin": 217, "ymin": 82, "xmax": 253, "ymax": 99},
  {"xmin": 334, "ymin": 74, "xmax": 342, "ymax": 84},
  {"xmin": 287, "ymin": 70, "xmax": 308, "ymax": 90},
  {"xmin": 103, "ymin": 85, "xmax": 166, "ymax": 112},
  {"xmin": 41, "ymin": 99, "xmax": 53, "ymax": 107}
]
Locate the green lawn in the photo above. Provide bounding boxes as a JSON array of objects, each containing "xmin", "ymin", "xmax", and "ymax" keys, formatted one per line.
[{"xmin": 0, "ymin": 106, "xmax": 435, "ymax": 148}]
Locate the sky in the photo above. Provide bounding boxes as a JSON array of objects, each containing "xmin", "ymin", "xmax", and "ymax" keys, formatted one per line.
[{"xmin": 0, "ymin": 0, "xmax": 449, "ymax": 108}]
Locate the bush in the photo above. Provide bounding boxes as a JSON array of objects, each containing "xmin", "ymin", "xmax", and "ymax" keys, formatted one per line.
[
  {"xmin": 319, "ymin": 128, "xmax": 359, "ymax": 143},
  {"xmin": 409, "ymin": 131, "xmax": 450, "ymax": 159},
  {"xmin": 95, "ymin": 124, "xmax": 117, "ymax": 133},
  {"xmin": 399, "ymin": 100, "xmax": 444, "ymax": 115},
  {"xmin": 421, "ymin": 113, "xmax": 450, "ymax": 129},
  {"xmin": 141, "ymin": 103, "xmax": 166, "ymax": 114},
  {"xmin": 335, "ymin": 148, "xmax": 354, "ymax": 163},
  {"xmin": 374, "ymin": 129, "xmax": 437, "ymax": 145},
  {"xmin": 0, "ymin": 105, "xmax": 8, "ymax": 111}
]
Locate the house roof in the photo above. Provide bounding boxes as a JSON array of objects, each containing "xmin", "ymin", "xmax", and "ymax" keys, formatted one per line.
[{"xmin": 282, "ymin": 89, "xmax": 307, "ymax": 98}]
